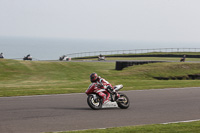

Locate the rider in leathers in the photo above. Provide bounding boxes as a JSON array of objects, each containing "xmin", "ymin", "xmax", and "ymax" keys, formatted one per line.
[{"xmin": 90, "ymin": 73, "xmax": 117, "ymax": 103}]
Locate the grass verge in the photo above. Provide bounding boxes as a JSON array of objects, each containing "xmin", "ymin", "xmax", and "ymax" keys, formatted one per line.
[
  {"xmin": 46, "ymin": 120, "xmax": 200, "ymax": 133},
  {"xmin": 0, "ymin": 59, "xmax": 200, "ymax": 97}
]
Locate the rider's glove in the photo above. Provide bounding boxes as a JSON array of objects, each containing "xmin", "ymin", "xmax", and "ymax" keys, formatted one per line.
[
  {"xmin": 97, "ymin": 83, "xmax": 103, "ymax": 88},
  {"xmin": 107, "ymin": 85, "xmax": 112, "ymax": 90},
  {"xmin": 106, "ymin": 85, "xmax": 114, "ymax": 93}
]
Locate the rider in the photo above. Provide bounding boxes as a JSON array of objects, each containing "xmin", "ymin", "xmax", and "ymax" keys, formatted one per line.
[
  {"xmin": 90, "ymin": 72, "xmax": 116, "ymax": 103},
  {"xmin": 26, "ymin": 54, "xmax": 31, "ymax": 58}
]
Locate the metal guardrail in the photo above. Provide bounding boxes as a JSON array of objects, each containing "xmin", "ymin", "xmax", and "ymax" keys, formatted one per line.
[{"xmin": 65, "ymin": 48, "xmax": 200, "ymax": 58}]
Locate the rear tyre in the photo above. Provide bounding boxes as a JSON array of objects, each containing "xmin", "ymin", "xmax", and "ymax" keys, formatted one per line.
[
  {"xmin": 117, "ymin": 93, "xmax": 130, "ymax": 109},
  {"xmin": 87, "ymin": 94, "xmax": 103, "ymax": 110}
]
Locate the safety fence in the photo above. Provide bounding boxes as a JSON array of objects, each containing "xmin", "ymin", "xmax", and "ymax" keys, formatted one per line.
[{"xmin": 65, "ymin": 48, "xmax": 200, "ymax": 58}]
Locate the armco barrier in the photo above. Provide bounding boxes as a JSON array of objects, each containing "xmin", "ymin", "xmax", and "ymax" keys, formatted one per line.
[
  {"xmin": 66, "ymin": 48, "xmax": 200, "ymax": 58},
  {"xmin": 115, "ymin": 61, "xmax": 166, "ymax": 70}
]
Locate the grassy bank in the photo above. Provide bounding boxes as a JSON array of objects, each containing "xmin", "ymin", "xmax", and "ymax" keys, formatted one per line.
[
  {"xmin": 73, "ymin": 52, "xmax": 200, "ymax": 60},
  {"xmin": 0, "ymin": 59, "xmax": 200, "ymax": 97},
  {"xmin": 88, "ymin": 57, "xmax": 200, "ymax": 61},
  {"xmin": 111, "ymin": 52, "xmax": 200, "ymax": 56},
  {"xmin": 49, "ymin": 120, "xmax": 200, "ymax": 133}
]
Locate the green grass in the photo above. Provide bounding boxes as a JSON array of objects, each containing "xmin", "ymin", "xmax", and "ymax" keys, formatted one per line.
[
  {"xmin": 108, "ymin": 57, "xmax": 200, "ymax": 61},
  {"xmin": 0, "ymin": 59, "xmax": 200, "ymax": 97},
  {"xmin": 0, "ymin": 59, "xmax": 115, "ymax": 96},
  {"xmin": 78, "ymin": 57, "xmax": 200, "ymax": 61},
  {"xmin": 47, "ymin": 121, "xmax": 200, "ymax": 133},
  {"xmin": 73, "ymin": 52, "xmax": 200, "ymax": 60},
  {"xmin": 109, "ymin": 51, "xmax": 200, "ymax": 55},
  {"xmin": 114, "ymin": 52, "xmax": 200, "ymax": 56}
]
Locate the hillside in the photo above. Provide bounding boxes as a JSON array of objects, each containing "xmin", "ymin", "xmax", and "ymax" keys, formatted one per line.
[{"xmin": 0, "ymin": 59, "xmax": 200, "ymax": 96}]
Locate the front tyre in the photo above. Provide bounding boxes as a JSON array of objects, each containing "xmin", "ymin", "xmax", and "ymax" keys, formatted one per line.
[
  {"xmin": 117, "ymin": 93, "xmax": 130, "ymax": 109},
  {"xmin": 87, "ymin": 94, "xmax": 103, "ymax": 110}
]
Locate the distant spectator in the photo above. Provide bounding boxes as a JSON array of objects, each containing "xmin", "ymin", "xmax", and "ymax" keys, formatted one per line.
[{"xmin": 0, "ymin": 53, "xmax": 4, "ymax": 58}]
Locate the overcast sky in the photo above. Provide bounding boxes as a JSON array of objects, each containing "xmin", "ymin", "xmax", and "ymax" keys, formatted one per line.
[{"xmin": 1, "ymin": 0, "xmax": 200, "ymax": 44}]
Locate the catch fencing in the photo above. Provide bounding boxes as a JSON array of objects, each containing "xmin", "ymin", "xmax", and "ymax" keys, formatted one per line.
[{"xmin": 65, "ymin": 48, "xmax": 200, "ymax": 58}]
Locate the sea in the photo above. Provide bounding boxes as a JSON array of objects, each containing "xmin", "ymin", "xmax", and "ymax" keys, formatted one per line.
[{"xmin": 0, "ymin": 36, "xmax": 199, "ymax": 60}]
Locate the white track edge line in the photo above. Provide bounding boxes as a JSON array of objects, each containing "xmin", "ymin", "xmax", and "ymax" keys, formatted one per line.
[
  {"xmin": 162, "ymin": 119, "xmax": 200, "ymax": 124},
  {"xmin": 53, "ymin": 119, "xmax": 200, "ymax": 132}
]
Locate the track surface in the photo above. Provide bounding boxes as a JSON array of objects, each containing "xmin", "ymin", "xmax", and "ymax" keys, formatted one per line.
[{"xmin": 0, "ymin": 87, "xmax": 200, "ymax": 133}]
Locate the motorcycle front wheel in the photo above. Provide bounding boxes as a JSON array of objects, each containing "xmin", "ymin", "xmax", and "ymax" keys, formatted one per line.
[
  {"xmin": 87, "ymin": 94, "xmax": 103, "ymax": 110},
  {"xmin": 116, "ymin": 93, "xmax": 130, "ymax": 109}
]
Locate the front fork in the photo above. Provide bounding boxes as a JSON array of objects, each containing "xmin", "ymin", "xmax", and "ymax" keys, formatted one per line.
[
  {"xmin": 107, "ymin": 87, "xmax": 119, "ymax": 102},
  {"xmin": 110, "ymin": 91, "xmax": 119, "ymax": 102}
]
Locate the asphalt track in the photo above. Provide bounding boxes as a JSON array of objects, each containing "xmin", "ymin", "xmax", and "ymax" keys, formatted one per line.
[{"xmin": 0, "ymin": 87, "xmax": 200, "ymax": 133}]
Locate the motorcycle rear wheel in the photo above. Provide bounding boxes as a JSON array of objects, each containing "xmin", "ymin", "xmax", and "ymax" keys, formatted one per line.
[
  {"xmin": 87, "ymin": 95, "xmax": 103, "ymax": 110},
  {"xmin": 116, "ymin": 93, "xmax": 130, "ymax": 109}
]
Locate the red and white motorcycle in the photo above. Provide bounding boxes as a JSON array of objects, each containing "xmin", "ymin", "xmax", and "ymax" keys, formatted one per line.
[
  {"xmin": 85, "ymin": 83, "xmax": 130, "ymax": 110},
  {"xmin": 98, "ymin": 55, "xmax": 106, "ymax": 61}
]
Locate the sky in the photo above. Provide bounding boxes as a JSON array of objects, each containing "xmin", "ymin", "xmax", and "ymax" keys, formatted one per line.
[{"xmin": 0, "ymin": 0, "xmax": 200, "ymax": 44}]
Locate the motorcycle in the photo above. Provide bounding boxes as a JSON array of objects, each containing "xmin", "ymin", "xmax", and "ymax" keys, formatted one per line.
[
  {"xmin": 98, "ymin": 56, "xmax": 106, "ymax": 61},
  {"xmin": 180, "ymin": 57, "xmax": 185, "ymax": 62},
  {"xmin": 59, "ymin": 55, "xmax": 71, "ymax": 61},
  {"xmin": 85, "ymin": 83, "xmax": 130, "ymax": 110},
  {"xmin": 23, "ymin": 56, "xmax": 32, "ymax": 61}
]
